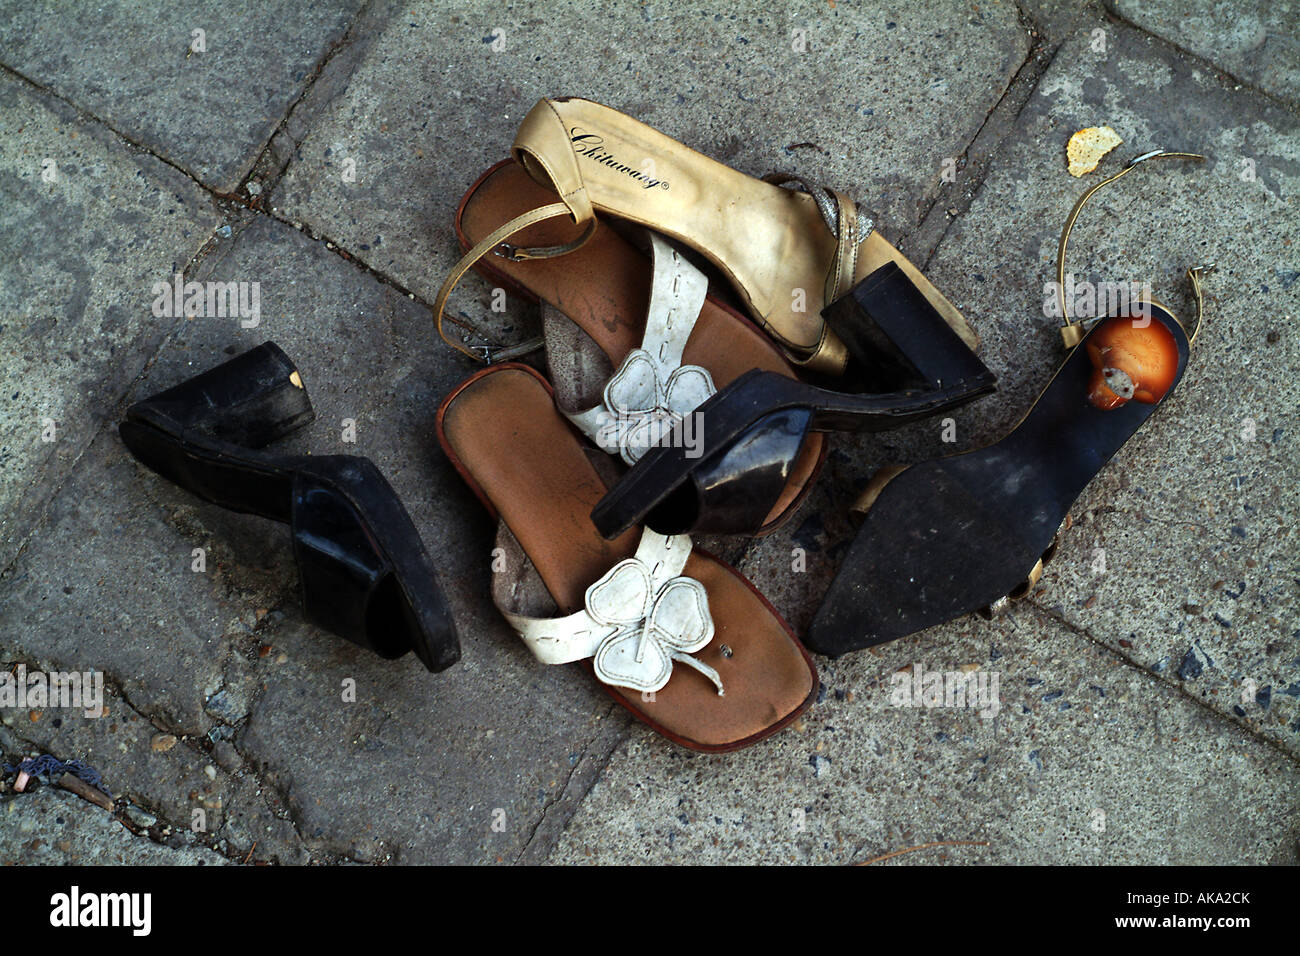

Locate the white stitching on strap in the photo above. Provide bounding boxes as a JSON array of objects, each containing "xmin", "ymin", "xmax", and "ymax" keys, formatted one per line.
[{"xmin": 566, "ymin": 232, "xmax": 716, "ymax": 464}]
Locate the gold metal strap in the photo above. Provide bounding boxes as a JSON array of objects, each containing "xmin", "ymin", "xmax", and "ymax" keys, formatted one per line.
[
  {"xmin": 1184, "ymin": 262, "xmax": 1214, "ymax": 346},
  {"xmin": 1056, "ymin": 149, "xmax": 1208, "ymax": 349},
  {"xmin": 433, "ymin": 203, "xmax": 597, "ymax": 362}
]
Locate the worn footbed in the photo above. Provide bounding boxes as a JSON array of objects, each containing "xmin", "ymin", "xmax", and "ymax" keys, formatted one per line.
[
  {"xmin": 437, "ymin": 364, "xmax": 817, "ymax": 751},
  {"xmin": 456, "ymin": 159, "xmax": 824, "ymax": 533},
  {"xmin": 806, "ymin": 306, "xmax": 1190, "ymax": 656}
]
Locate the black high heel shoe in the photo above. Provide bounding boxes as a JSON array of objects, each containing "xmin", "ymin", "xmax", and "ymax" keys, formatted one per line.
[
  {"xmin": 119, "ymin": 342, "xmax": 460, "ymax": 672},
  {"xmin": 807, "ymin": 149, "xmax": 1210, "ymax": 655},
  {"xmin": 591, "ymin": 262, "xmax": 998, "ymax": 538}
]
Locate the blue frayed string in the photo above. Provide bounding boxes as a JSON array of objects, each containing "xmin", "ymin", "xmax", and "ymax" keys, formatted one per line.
[{"xmin": 2, "ymin": 755, "xmax": 107, "ymax": 790}]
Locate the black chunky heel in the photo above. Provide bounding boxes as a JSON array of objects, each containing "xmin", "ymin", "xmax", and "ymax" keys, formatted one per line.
[
  {"xmin": 120, "ymin": 343, "xmax": 460, "ymax": 672},
  {"xmin": 591, "ymin": 263, "xmax": 997, "ymax": 539}
]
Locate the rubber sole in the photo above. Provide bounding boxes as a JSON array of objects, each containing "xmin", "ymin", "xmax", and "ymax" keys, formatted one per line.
[{"xmin": 807, "ymin": 304, "xmax": 1190, "ymax": 655}]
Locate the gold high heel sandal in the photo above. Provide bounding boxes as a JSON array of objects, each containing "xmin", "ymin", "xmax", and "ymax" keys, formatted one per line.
[{"xmin": 434, "ymin": 96, "xmax": 977, "ymax": 376}]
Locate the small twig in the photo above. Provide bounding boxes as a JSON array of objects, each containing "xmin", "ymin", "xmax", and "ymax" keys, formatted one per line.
[
  {"xmin": 56, "ymin": 773, "xmax": 115, "ymax": 812},
  {"xmin": 856, "ymin": 840, "xmax": 989, "ymax": 865},
  {"xmin": 242, "ymin": 841, "xmax": 258, "ymax": 865},
  {"xmin": 443, "ymin": 312, "xmax": 479, "ymax": 335}
]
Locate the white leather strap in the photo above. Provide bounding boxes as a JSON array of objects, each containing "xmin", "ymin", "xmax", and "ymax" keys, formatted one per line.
[
  {"xmin": 500, "ymin": 529, "xmax": 724, "ymax": 695},
  {"xmin": 564, "ymin": 233, "xmax": 717, "ymax": 463},
  {"xmin": 640, "ymin": 232, "xmax": 708, "ymax": 369}
]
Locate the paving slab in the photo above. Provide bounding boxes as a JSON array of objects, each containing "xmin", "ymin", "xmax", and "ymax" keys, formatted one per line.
[
  {"xmin": 273, "ymin": 0, "xmax": 1030, "ymax": 351},
  {"xmin": 0, "ymin": 689, "xmax": 305, "ymax": 864},
  {"xmin": 1, "ymin": 212, "xmax": 633, "ymax": 863},
  {"xmin": 915, "ymin": 22, "xmax": 1300, "ymax": 756},
  {"xmin": 0, "ymin": 70, "xmax": 221, "ymax": 572},
  {"xmin": 1109, "ymin": 0, "xmax": 1300, "ymax": 106},
  {"xmin": 550, "ymin": 607, "xmax": 1300, "ymax": 864},
  {"xmin": 0, "ymin": 784, "xmax": 226, "ymax": 866},
  {"xmin": 0, "ymin": 0, "xmax": 367, "ymax": 192}
]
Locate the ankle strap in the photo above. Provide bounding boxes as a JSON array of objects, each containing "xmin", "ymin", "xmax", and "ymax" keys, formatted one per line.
[
  {"xmin": 434, "ymin": 203, "xmax": 597, "ymax": 362},
  {"xmin": 512, "ymin": 99, "xmax": 595, "ymax": 222},
  {"xmin": 435, "ymin": 99, "xmax": 601, "ymax": 361},
  {"xmin": 1056, "ymin": 149, "xmax": 1210, "ymax": 348}
]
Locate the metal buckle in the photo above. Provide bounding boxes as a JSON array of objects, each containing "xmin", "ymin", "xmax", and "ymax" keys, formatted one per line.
[
  {"xmin": 1060, "ymin": 321, "xmax": 1087, "ymax": 350},
  {"xmin": 471, "ymin": 336, "xmax": 546, "ymax": 364},
  {"xmin": 491, "ymin": 242, "xmax": 532, "ymax": 263}
]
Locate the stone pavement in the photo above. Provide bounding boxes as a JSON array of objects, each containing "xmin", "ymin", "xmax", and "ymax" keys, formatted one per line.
[{"xmin": 0, "ymin": 0, "xmax": 1296, "ymax": 865}]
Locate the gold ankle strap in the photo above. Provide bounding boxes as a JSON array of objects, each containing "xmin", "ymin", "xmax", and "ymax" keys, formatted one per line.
[
  {"xmin": 1184, "ymin": 262, "xmax": 1214, "ymax": 346},
  {"xmin": 1056, "ymin": 149, "xmax": 1208, "ymax": 349},
  {"xmin": 434, "ymin": 203, "xmax": 597, "ymax": 361}
]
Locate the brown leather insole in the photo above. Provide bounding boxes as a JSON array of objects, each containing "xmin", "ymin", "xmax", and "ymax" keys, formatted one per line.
[
  {"xmin": 439, "ymin": 365, "xmax": 816, "ymax": 750},
  {"xmin": 458, "ymin": 160, "xmax": 823, "ymax": 531}
]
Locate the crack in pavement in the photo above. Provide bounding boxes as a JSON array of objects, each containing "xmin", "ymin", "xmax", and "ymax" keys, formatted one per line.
[
  {"xmin": 1102, "ymin": 3, "xmax": 1300, "ymax": 112},
  {"xmin": 1021, "ymin": 601, "xmax": 1300, "ymax": 768},
  {"xmin": 0, "ymin": 643, "xmax": 319, "ymax": 864},
  {"xmin": 518, "ymin": 701, "xmax": 628, "ymax": 864},
  {"xmin": 0, "ymin": 717, "xmax": 250, "ymax": 865},
  {"xmin": 0, "ymin": 0, "xmax": 379, "ymax": 200},
  {"xmin": 0, "ymin": 11, "xmax": 485, "ymax": 373},
  {"xmin": 0, "ymin": 59, "xmax": 249, "ymax": 209},
  {"xmin": 915, "ymin": 38, "xmax": 1059, "ymax": 270},
  {"xmin": 1, "ymin": 644, "xmax": 186, "ymax": 741},
  {"xmin": 236, "ymin": 0, "xmax": 386, "ymax": 202}
]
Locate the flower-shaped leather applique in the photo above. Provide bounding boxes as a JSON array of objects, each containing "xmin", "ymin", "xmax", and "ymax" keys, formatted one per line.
[
  {"xmin": 602, "ymin": 348, "xmax": 715, "ymax": 464},
  {"xmin": 584, "ymin": 555, "xmax": 723, "ymax": 695}
]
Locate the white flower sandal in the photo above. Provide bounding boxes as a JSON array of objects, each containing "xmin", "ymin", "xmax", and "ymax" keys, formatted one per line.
[{"xmin": 436, "ymin": 363, "xmax": 817, "ymax": 751}]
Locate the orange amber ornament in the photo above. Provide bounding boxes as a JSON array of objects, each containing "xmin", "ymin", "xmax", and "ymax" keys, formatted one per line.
[{"xmin": 1085, "ymin": 314, "xmax": 1179, "ymax": 410}]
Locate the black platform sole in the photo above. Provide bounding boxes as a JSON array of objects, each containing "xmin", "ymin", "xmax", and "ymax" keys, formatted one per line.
[{"xmin": 120, "ymin": 343, "xmax": 459, "ymax": 673}]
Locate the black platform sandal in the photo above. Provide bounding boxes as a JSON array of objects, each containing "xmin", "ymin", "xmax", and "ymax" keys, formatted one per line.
[
  {"xmin": 591, "ymin": 261, "xmax": 997, "ymax": 538},
  {"xmin": 119, "ymin": 342, "xmax": 460, "ymax": 672},
  {"xmin": 807, "ymin": 149, "xmax": 1211, "ymax": 655}
]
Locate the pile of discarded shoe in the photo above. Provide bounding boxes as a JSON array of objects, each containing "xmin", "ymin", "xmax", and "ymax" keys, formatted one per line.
[{"xmin": 124, "ymin": 98, "xmax": 1211, "ymax": 751}]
